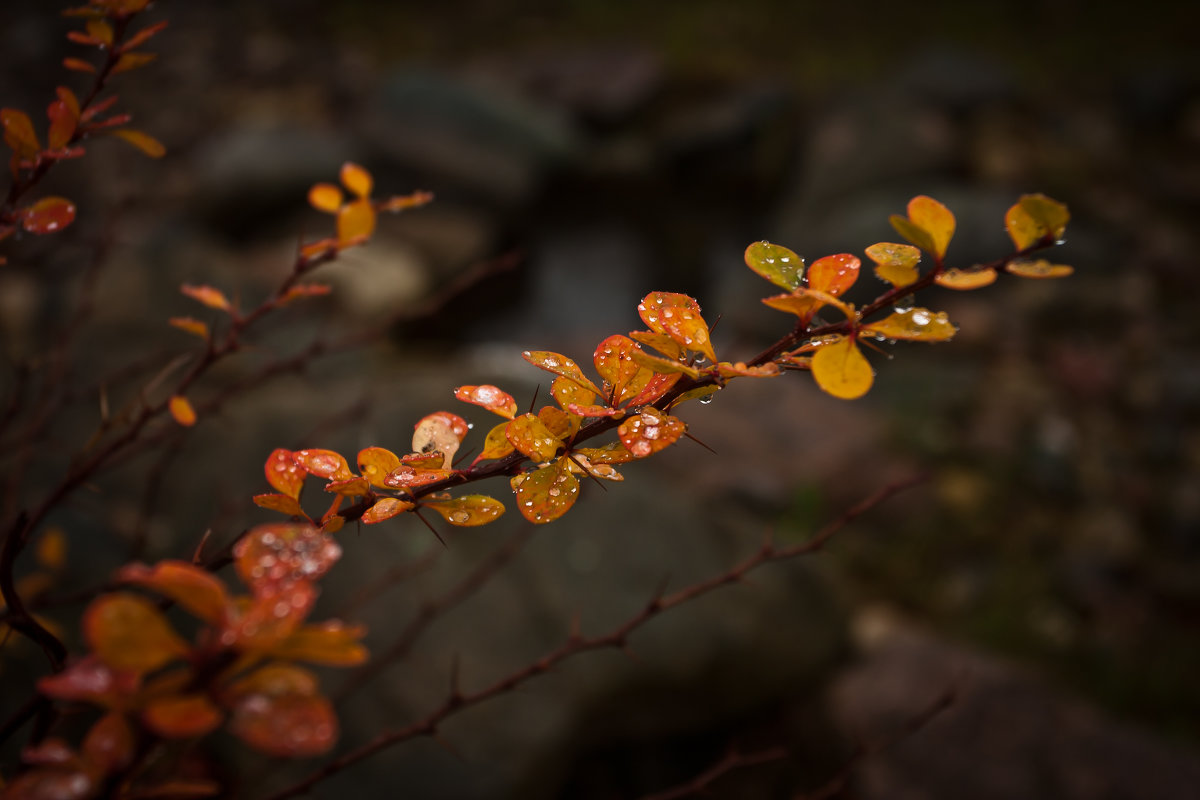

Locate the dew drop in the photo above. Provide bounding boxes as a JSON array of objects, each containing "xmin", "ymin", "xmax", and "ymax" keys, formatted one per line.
[{"xmin": 449, "ymin": 510, "xmax": 472, "ymax": 524}]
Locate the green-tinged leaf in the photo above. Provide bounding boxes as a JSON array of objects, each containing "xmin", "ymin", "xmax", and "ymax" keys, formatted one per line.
[
  {"xmin": 811, "ymin": 336, "xmax": 873, "ymax": 400},
  {"xmin": 863, "ymin": 308, "xmax": 956, "ymax": 341},
  {"xmin": 594, "ymin": 334, "xmax": 652, "ymax": 406},
  {"xmin": 141, "ymin": 694, "xmax": 223, "ymax": 739},
  {"xmin": 111, "ymin": 128, "xmax": 165, "ymax": 158},
  {"xmin": 356, "ymin": 446, "xmax": 402, "ymax": 489},
  {"xmin": 510, "ymin": 460, "xmax": 579, "ymax": 524},
  {"xmin": 360, "ymin": 497, "xmax": 414, "ymax": 524},
  {"xmin": 1005, "ymin": 193, "xmax": 1069, "ymax": 250},
  {"xmin": 865, "ymin": 242, "xmax": 921, "ymax": 287},
  {"xmin": 336, "ymin": 198, "xmax": 375, "ymax": 246},
  {"xmin": 21, "ymin": 197, "xmax": 76, "ymax": 235},
  {"xmin": 505, "ymin": 413, "xmax": 563, "ymax": 462},
  {"xmin": 935, "ymin": 267, "xmax": 997, "ymax": 290},
  {"xmin": 807, "ymin": 253, "xmax": 860, "ymax": 297},
  {"xmin": 454, "ymin": 384, "xmax": 518, "ymax": 419},
  {"xmin": 1007, "ymin": 258, "xmax": 1073, "ymax": 279},
  {"xmin": 265, "ymin": 448, "xmax": 305, "ymax": 499},
  {"xmin": 340, "ymin": 161, "xmax": 373, "ymax": 197},
  {"xmin": 180, "ymin": 284, "xmax": 232, "ymax": 312},
  {"xmin": 292, "ymin": 449, "xmax": 353, "ymax": 481},
  {"xmin": 268, "ymin": 621, "xmax": 368, "ymax": 666},
  {"xmin": 117, "ymin": 560, "xmax": 229, "ymax": 625},
  {"xmin": 253, "ymin": 493, "xmax": 307, "ymax": 517},
  {"xmin": 617, "ymin": 407, "xmax": 686, "ymax": 458},
  {"xmin": 522, "ymin": 351, "xmax": 603, "ymax": 395},
  {"xmin": 233, "ymin": 523, "xmax": 340, "ymax": 592},
  {"xmin": 308, "ymin": 182, "xmax": 342, "ymax": 213},
  {"xmin": 636, "ymin": 291, "xmax": 716, "ymax": 362},
  {"xmin": 744, "ymin": 241, "xmax": 805, "ymax": 291},
  {"xmin": 84, "ymin": 593, "xmax": 188, "ymax": 675},
  {"xmin": 423, "ymin": 494, "xmax": 506, "ymax": 527}
]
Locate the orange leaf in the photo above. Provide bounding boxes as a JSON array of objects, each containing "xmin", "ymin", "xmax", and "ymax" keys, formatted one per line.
[
  {"xmin": 233, "ymin": 523, "xmax": 341, "ymax": 593},
  {"xmin": 563, "ymin": 453, "xmax": 624, "ymax": 482},
  {"xmin": 307, "ymin": 182, "xmax": 342, "ymax": 213},
  {"xmin": 36, "ymin": 527, "xmax": 67, "ymax": 571},
  {"xmin": 85, "ymin": 19, "xmax": 114, "ymax": 47},
  {"xmin": 1005, "ymin": 193, "xmax": 1069, "ymax": 251},
  {"xmin": 323, "ymin": 477, "xmax": 370, "ymax": 496},
  {"xmin": 628, "ymin": 330, "xmax": 683, "ymax": 360},
  {"xmin": 629, "ymin": 348, "xmax": 700, "ymax": 379},
  {"xmin": 356, "ymin": 446, "xmax": 402, "ymax": 489},
  {"xmin": 636, "ymin": 292, "xmax": 716, "ymax": 362},
  {"xmin": 46, "ymin": 99, "xmax": 78, "ymax": 151},
  {"xmin": 505, "ymin": 413, "xmax": 563, "ymax": 462},
  {"xmin": 617, "ymin": 407, "xmax": 686, "ymax": 458},
  {"xmin": 168, "ymin": 316, "xmax": 209, "ymax": 338},
  {"xmin": 252, "ymin": 493, "xmax": 307, "ymax": 517},
  {"xmin": 265, "ymin": 448, "xmax": 305, "ymax": 499},
  {"xmin": 82, "ymin": 712, "xmax": 135, "ymax": 774},
  {"xmin": 550, "ymin": 375, "xmax": 596, "ymax": 413},
  {"xmin": 594, "ymin": 335, "xmax": 652, "ymax": 407},
  {"xmin": 378, "ymin": 189, "xmax": 435, "ymax": 213},
  {"xmin": 625, "ymin": 372, "xmax": 680, "ymax": 407},
  {"xmin": 117, "ymin": 561, "xmax": 230, "ymax": 625},
  {"xmin": 84, "ymin": 593, "xmax": 188, "ymax": 675},
  {"xmin": 454, "ymin": 384, "xmax": 518, "ymax": 419},
  {"xmin": 278, "ymin": 283, "xmax": 333, "ymax": 305},
  {"xmin": 865, "ymin": 242, "xmax": 921, "ymax": 288},
  {"xmin": 383, "ymin": 454, "xmax": 453, "ymax": 489},
  {"xmin": 1007, "ymin": 259, "xmax": 1073, "ymax": 279},
  {"xmin": 339, "ymin": 161, "xmax": 373, "ymax": 197},
  {"xmin": 537, "ymin": 405, "xmax": 575, "ymax": 440},
  {"xmin": 934, "ymin": 267, "xmax": 997, "ymax": 290},
  {"xmin": 142, "ymin": 694, "xmax": 223, "ymax": 739},
  {"xmin": 336, "ymin": 198, "xmax": 375, "ymax": 246},
  {"xmin": 510, "ymin": 460, "xmax": 579, "ymax": 524},
  {"xmin": 423, "ymin": 494, "xmax": 506, "ymax": 526},
  {"xmin": 226, "ymin": 582, "xmax": 318, "ymax": 649},
  {"xmin": 807, "ymin": 253, "xmax": 860, "ymax": 297},
  {"xmin": 744, "ymin": 241, "xmax": 805, "ymax": 291},
  {"xmin": 811, "ymin": 336, "xmax": 873, "ymax": 400},
  {"xmin": 300, "ymin": 237, "xmax": 338, "ymax": 259},
  {"xmin": 111, "ymin": 128, "xmax": 165, "ymax": 158},
  {"xmin": 268, "ymin": 621, "xmax": 368, "ymax": 666},
  {"xmin": 1, "ymin": 108, "xmax": 40, "ymax": 157},
  {"xmin": 521, "ymin": 351, "xmax": 603, "ymax": 396},
  {"xmin": 574, "ymin": 443, "xmax": 637, "ymax": 466},
  {"xmin": 360, "ymin": 497, "xmax": 414, "ymax": 524},
  {"xmin": 863, "ymin": 308, "xmax": 956, "ymax": 342},
  {"xmin": 111, "ymin": 51, "xmax": 156, "ymax": 75},
  {"xmin": 168, "ymin": 395, "xmax": 196, "ymax": 427},
  {"xmin": 761, "ymin": 287, "xmax": 849, "ymax": 320},
  {"xmin": 180, "ymin": 284, "xmax": 232, "ymax": 312},
  {"xmin": 473, "ymin": 421, "xmax": 515, "ymax": 463},
  {"xmin": 21, "ymin": 197, "xmax": 76, "ymax": 235},
  {"xmin": 292, "ymin": 449, "xmax": 353, "ymax": 481},
  {"xmin": 63, "ymin": 57, "xmax": 96, "ymax": 73},
  {"xmin": 716, "ymin": 361, "xmax": 780, "ymax": 378}
]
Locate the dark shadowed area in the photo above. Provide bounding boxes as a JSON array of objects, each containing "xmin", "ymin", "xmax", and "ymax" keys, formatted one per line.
[{"xmin": 2, "ymin": 0, "xmax": 1198, "ymax": 797}]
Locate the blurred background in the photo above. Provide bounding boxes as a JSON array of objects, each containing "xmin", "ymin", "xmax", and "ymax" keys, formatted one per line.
[{"xmin": 2, "ymin": 0, "xmax": 1198, "ymax": 797}]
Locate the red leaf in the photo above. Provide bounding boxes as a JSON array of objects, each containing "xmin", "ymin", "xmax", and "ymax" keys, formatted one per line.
[
  {"xmin": 2, "ymin": 767, "xmax": 95, "ymax": 800},
  {"xmin": 227, "ymin": 666, "xmax": 337, "ymax": 758},
  {"xmin": 233, "ymin": 523, "xmax": 341, "ymax": 594},
  {"xmin": 454, "ymin": 384, "xmax": 517, "ymax": 419},
  {"xmin": 46, "ymin": 99, "xmax": 78, "ymax": 151},
  {"xmin": 62, "ymin": 57, "xmax": 97, "ymax": 73},
  {"xmin": 292, "ymin": 449, "xmax": 353, "ymax": 481},
  {"xmin": 37, "ymin": 656, "xmax": 138, "ymax": 707},
  {"xmin": 225, "ymin": 581, "xmax": 317, "ymax": 650},
  {"xmin": 117, "ymin": 561, "xmax": 229, "ymax": 625},
  {"xmin": 617, "ymin": 407, "xmax": 686, "ymax": 458},
  {"xmin": 119, "ymin": 20, "xmax": 169, "ymax": 52},
  {"xmin": 21, "ymin": 197, "xmax": 76, "ymax": 235},
  {"xmin": 264, "ymin": 448, "xmax": 305, "ymax": 499},
  {"xmin": 82, "ymin": 712, "xmax": 135, "ymax": 774},
  {"xmin": 253, "ymin": 493, "xmax": 307, "ymax": 517},
  {"xmin": 636, "ymin": 292, "xmax": 716, "ymax": 363},
  {"xmin": 83, "ymin": 593, "xmax": 189, "ymax": 675},
  {"xmin": 323, "ymin": 477, "xmax": 370, "ymax": 497},
  {"xmin": 141, "ymin": 694, "xmax": 223, "ymax": 739},
  {"xmin": 806, "ymin": 253, "xmax": 860, "ymax": 297},
  {"xmin": 1, "ymin": 108, "xmax": 40, "ymax": 157}
]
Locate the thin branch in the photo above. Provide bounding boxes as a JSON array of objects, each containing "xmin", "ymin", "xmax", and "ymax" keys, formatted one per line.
[{"xmin": 639, "ymin": 744, "xmax": 791, "ymax": 800}]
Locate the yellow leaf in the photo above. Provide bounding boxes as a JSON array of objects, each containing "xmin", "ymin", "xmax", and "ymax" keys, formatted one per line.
[
  {"xmin": 423, "ymin": 494, "xmax": 506, "ymax": 526},
  {"xmin": 863, "ymin": 308, "xmax": 956, "ymax": 342},
  {"xmin": 935, "ymin": 267, "xmax": 997, "ymax": 290},
  {"xmin": 811, "ymin": 337, "xmax": 873, "ymax": 400},
  {"xmin": 1007, "ymin": 259, "xmax": 1073, "ymax": 279},
  {"xmin": 168, "ymin": 316, "xmax": 209, "ymax": 338},
  {"xmin": 865, "ymin": 242, "xmax": 921, "ymax": 288},
  {"xmin": 1005, "ymin": 193, "xmax": 1069, "ymax": 250},
  {"xmin": 336, "ymin": 198, "xmax": 376, "ymax": 246},
  {"xmin": 890, "ymin": 196, "xmax": 955, "ymax": 260},
  {"xmin": 339, "ymin": 162, "xmax": 373, "ymax": 198},
  {"xmin": 307, "ymin": 183, "xmax": 342, "ymax": 213}
]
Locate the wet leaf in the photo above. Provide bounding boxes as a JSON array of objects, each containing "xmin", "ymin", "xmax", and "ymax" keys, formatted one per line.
[
  {"xmin": 356, "ymin": 446, "xmax": 401, "ymax": 489},
  {"xmin": 617, "ymin": 407, "xmax": 686, "ymax": 458},
  {"xmin": 551, "ymin": 375, "xmax": 595, "ymax": 413},
  {"xmin": 413, "ymin": 411, "xmax": 469, "ymax": 468},
  {"xmin": 227, "ymin": 665, "xmax": 335, "ymax": 758},
  {"xmin": 625, "ymin": 372, "xmax": 681, "ymax": 407},
  {"xmin": 307, "ymin": 183, "xmax": 342, "ymax": 213},
  {"xmin": 323, "ymin": 477, "xmax": 370, "ymax": 497},
  {"xmin": 510, "ymin": 460, "xmax": 579, "ymax": 524},
  {"xmin": 180, "ymin": 284, "xmax": 232, "ymax": 312},
  {"xmin": 863, "ymin": 308, "xmax": 956, "ymax": 341},
  {"xmin": 1005, "ymin": 193, "xmax": 1069, "ymax": 250},
  {"xmin": 142, "ymin": 694, "xmax": 223, "ymax": 739},
  {"xmin": 811, "ymin": 336, "xmax": 873, "ymax": 400},
  {"xmin": 473, "ymin": 421, "xmax": 515, "ymax": 462},
  {"xmin": 744, "ymin": 241, "xmax": 805, "ymax": 291},
  {"xmin": 292, "ymin": 449, "xmax": 353, "ymax": 481},
  {"xmin": 574, "ymin": 443, "xmax": 637, "ymax": 465},
  {"xmin": 890, "ymin": 195, "xmax": 955, "ymax": 260},
  {"xmin": 21, "ymin": 197, "xmax": 77, "ymax": 235},
  {"xmin": 594, "ymin": 335, "xmax": 652, "ymax": 406},
  {"xmin": 84, "ymin": 593, "xmax": 188, "ymax": 675},
  {"xmin": 455, "ymin": 384, "xmax": 518, "ymax": 419},
  {"xmin": 537, "ymin": 405, "xmax": 575, "ymax": 440},
  {"xmin": 629, "ymin": 348, "xmax": 700, "ymax": 378},
  {"xmin": 563, "ymin": 453, "xmax": 624, "ymax": 482},
  {"xmin": 268, "ymin": 621, "xmax": 368, "ymax": 666},
  {"xmin": 339, "ymin": 162, "xmax": 373, "ymax": 197},
  {"xmin": 522, "ymin": 351, "xmax": 603, "ymax": 395},
  {"xmin": 716, "ymin": 361, "xmax": 780, "ymax": 378},
  {"xmin": 336, "ymin": 198, "xmax": 375, "ymax": 246},
  {"xmin": 226, "ymin": 582, "xmax": 317, "ymax": 650},
  {"xmin": 1007, "ymin": 258, "xmax": 1073, "ymax": 279},
  {"xmin": 253, "ymin": 493, "xmax": 306, "ymax": 517},
  {"xmin": 383, "ymin": 456, "xmax": 453, "ymax": 489},
  {"xmin": 168, "ymin": 394, "xmax": 196, "ymax": 427},
  {"xmin": 807, "ymin": 253, "xmax": 861, "ymax": 297},
  {"xmin": 636, "ymin": 291, "xmax": 716, "ymax": 362},
  {"xmin": 233, "ymin": 523, "xmax": 341, "ymax": 592},
  {"xmin": 111, "ymin": 128, "xmax": 165, "ymax": 158},
  {"xmin": 82, "ymin": 712, "xmax": 134, "ymax": 774},
  {"xmin": 865, "ymin": 242, "xmax": 921, "ymax": 287},
  {"xmin": 423, "ymin": 494, "xmax": 506, "ymax": 527},
  {"xmin": 628, "ymin": 330, "xmax": 683, "ymax": 360},
  {"xmin": 111, "ymin": 51, "xmax": 156, "ymax": 74},
  {"xmin": 1, "ymin": 108, "xmax": 40, "ymax": 157},
  {"xmin": 935, "ymin": 267, "xmax": 997, "ymax": 290},
  {"xmin": 117, "ymin": 561, "xmax": 229, "ymax": 625},
  {"xmin": 360, "ymin": 497, "xmax": 413, "ymax": 524},
  {"xmin": 265, "ymin": 448, "xmax": 305, "ymax": 499},
  {"xmin": 761, "ymin": 287, "xmax": 848, "ymax": 320},
  {"xmin": 2, "ymin": 767, "xmax": 94, "ymax": 800},
  {"xmin": 505, "ymin": 413, "xmax": 563, "ymax": 462},
  {"xmin": 169, "ymin": 316, "xmax": 209, "ymax": 338}
]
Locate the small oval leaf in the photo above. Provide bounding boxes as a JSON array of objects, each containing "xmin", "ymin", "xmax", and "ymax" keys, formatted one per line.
[
  {"xmin": 811, "ymin": 337, "xmax": 873, "ymax": 400},
  {"xmin": 424, "ymin": 494, "xmax": 506, "ymax": 527},
  {"xmin": 21, "ymin": 197, "xmax": 77, "ymax": 234},
  {"xmin": 617, "ymin": 407, "xmax": 686, "ymax": 458},
  {"xmin": 744, "ymin": 241, "xmax": 805, "ymax": 291}
]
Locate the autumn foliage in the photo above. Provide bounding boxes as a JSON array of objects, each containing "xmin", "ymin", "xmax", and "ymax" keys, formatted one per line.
[{"xmin": 0, "ymin": 2, "xmax": 1074, "ymax": 798}]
